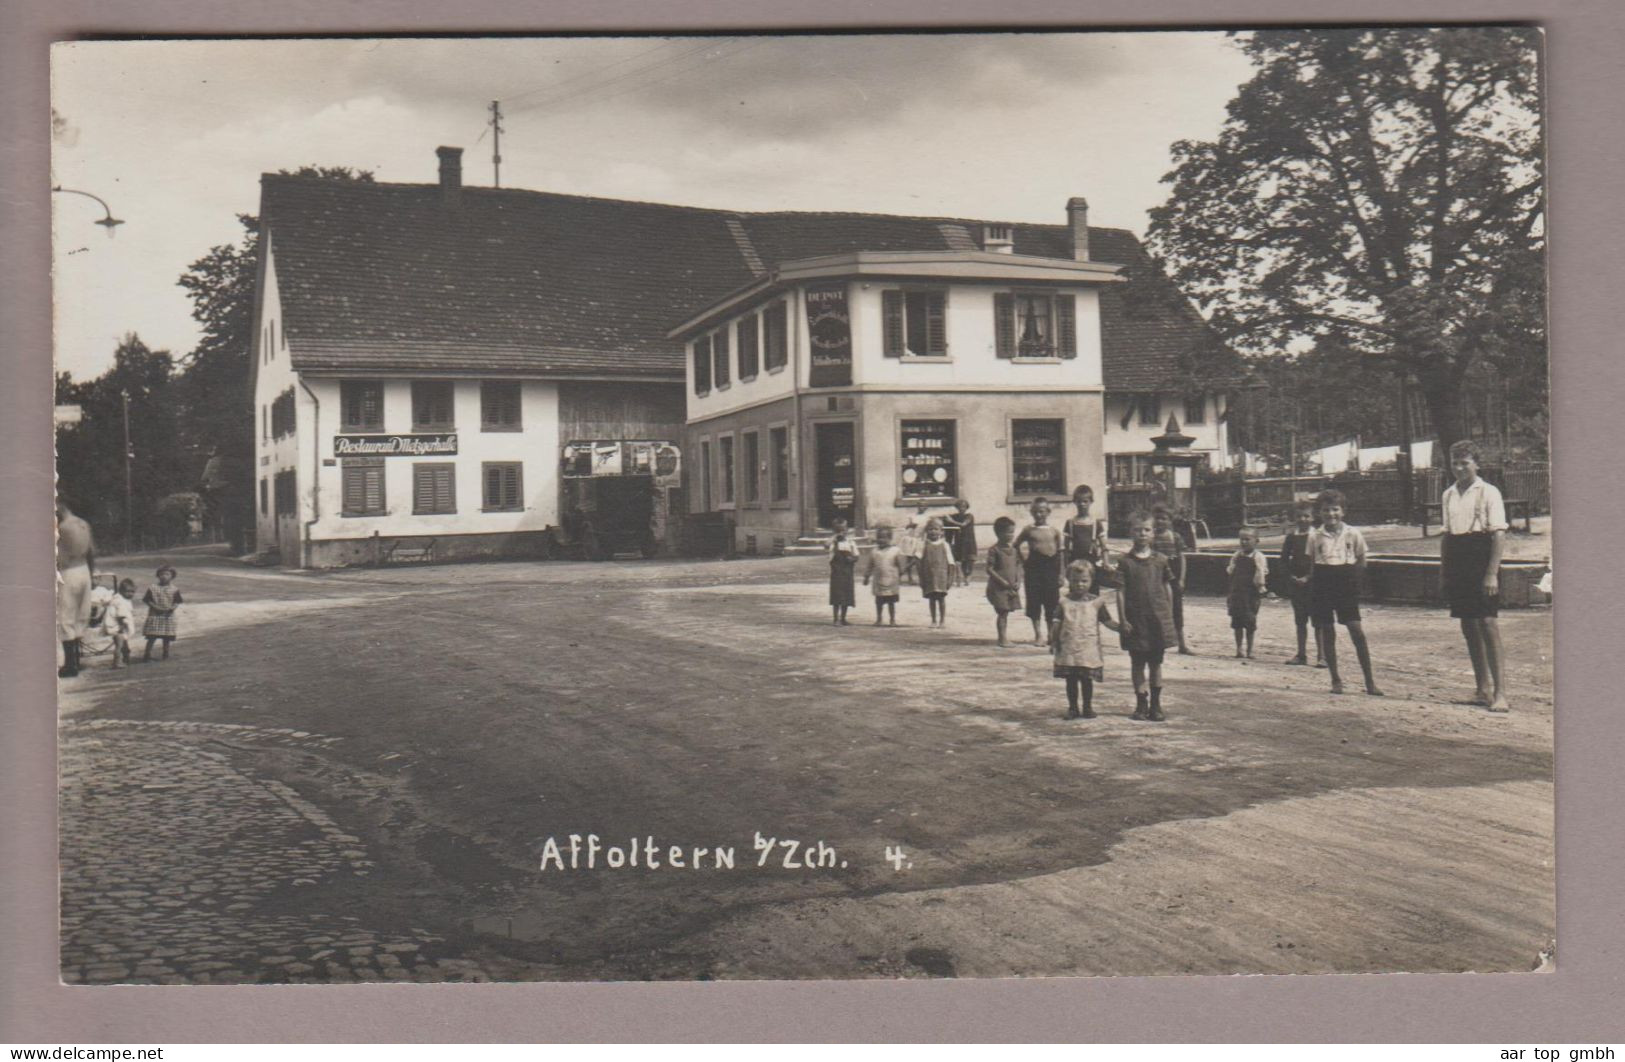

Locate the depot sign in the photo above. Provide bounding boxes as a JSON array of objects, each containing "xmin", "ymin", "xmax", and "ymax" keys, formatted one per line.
[{"xmin": 333, "ymin": 433, "xmax": 459, "ymax": 457}]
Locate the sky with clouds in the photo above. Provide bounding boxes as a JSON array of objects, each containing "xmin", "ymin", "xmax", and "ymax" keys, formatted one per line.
[{"xmin": 50, "ymin": 33, "xmax": 1254, "ymax": 379}]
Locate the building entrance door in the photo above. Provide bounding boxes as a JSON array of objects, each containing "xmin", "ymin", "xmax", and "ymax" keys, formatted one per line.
[{"xmin": 814, "ymin": 421, "xmax": 856, "ymax": 530}]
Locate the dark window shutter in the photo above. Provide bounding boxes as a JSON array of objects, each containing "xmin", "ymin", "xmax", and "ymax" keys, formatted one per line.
[
  {"xmin": 738, "ymin": 315, "xmax": 759, "ymax": 377},
  {"xmin": 1056, "ymin": 294, "xmax": 1077, "ymax": 358},
  {"xmin": 436, "ymin": 467, "xmax": 454, "ymax": 512},
  {"xmin": 364, "ymin": 468, "xmax": 384, "ymax": 512},
  {"xmin": 926, "ymin": 292, "xmax": 947, "ymax": 354},
  {"xmin": 713, "ymin": 329, "xmax": 731, "ymax": 385},
  {"xmin": 694, "ymin": 336, "xmax": 712, "ymax": 392},
  {"xmin": 414, "ymin": 468, "xmax": 434, "ymax": 512},
  {"xmin": 882, "ymin": 290, "xmax": 905, "ymax": 357},
  {"xmin": 343, "ymin": 469, "xmax": 363, "ymax": 513},
  {"xmin": 994, "ymin": 292, "xmax": 1015, "ymax": 358}
]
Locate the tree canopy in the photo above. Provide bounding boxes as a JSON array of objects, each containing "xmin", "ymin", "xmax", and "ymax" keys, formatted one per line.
[{"xmin": 1147, "ymin": 27, "xmax": 1545, "ymax": 453}]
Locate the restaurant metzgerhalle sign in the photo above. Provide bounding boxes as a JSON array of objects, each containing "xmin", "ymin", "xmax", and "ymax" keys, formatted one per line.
[
  {"xmin": 805, "ymin": 283, "xmax": 853, "ymax": 388},
  {"xmin": 333, "ymin": 433, "xmax": 459, "ymax": 457}
]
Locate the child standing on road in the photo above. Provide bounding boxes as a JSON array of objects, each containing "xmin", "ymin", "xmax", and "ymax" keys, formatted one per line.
[
  {"xmin": 985, "ymin": 517, "xmax": 1023, "ymax": 647},
  {"xmin": 944, "ymin": 499, "xmax": 977, "ymax": 587},
  {"xmin": 1152, "ymin": 503, "xmax": 1193, "ymax": 655},
  {"xmin": 1051, "ymin": 560, "xmax": 1124, "ymax": 719},
  {"xmin": 917, "ymin": 518, "xmax": 956, "ymax": 629},
  {"xmin": 1064, "ymin": 484, "xmax": 1115, "ymax": 587},
  {"xmin": 1310, "ymin": 490, "xmax": 1384, "ymax": 696},
  {"xmin": 897, "ymin": 503, "xmax": 929, "ymax": 586},
  {"xmin": 862, "ymin": 525, "xmax": 905, "ymax": 626},
  {"xmin": 1226, "ymin": 526, "xmax": 1268, "ymax": 659},
  {"xmin": 102, "ymin": 579, "xmax": 136, "ymax": 669},
  {"xmin": 1016, "ymin": 497, "xmax": 1065, "ymax": 647},
  {"xmin": 141, "ymin": 565, "xmax": 183, "ymax": 662},
  {"xmin": 1117, "ymin": 511, "xmax": 1177, "ymax": 721},
  {"xmin": 1279, "ymin": 502, "xmax": 1323, "ymax": 667},
  {"xmin": 827, "ymin": 517, "xmax": 858, "ymax": 626}
]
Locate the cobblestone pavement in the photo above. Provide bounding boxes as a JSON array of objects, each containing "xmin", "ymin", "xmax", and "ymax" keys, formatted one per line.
[{"xmin": 59, "ymin": 719, "xmax": 493, "ymax": 984}]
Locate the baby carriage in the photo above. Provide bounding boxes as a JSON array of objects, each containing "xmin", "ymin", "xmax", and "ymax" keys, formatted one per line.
[{"xmin": 79, "ymin": 573, "xmax": 121, "ymax": 658}]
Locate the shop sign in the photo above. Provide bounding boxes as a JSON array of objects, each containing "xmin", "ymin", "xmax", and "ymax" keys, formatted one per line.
[
  {"xmin": 805, "ymin": 284, "xmax": 853, "ymax": 388},
  {"xmin": 334, "ymin": 433, "xmax": 458, "ymax": 457},
  {"xmin": 562, "ymin": 440, "xmax": 682, "ymax": 485}
]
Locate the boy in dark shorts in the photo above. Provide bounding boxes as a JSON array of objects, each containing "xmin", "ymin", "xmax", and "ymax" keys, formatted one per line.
[
  {"xmin": 1440, "ymin": 439, "xmax": 1510, "ymax": 711},
  {"xmin": 1279, "ymin": 502, "xmax": 1323, "ymax": 666},
  {"xmin": 1309, "ymin": 490, "xmax": 1384, "ymax": 696},
  {"xmin": 1016, "ymin": 497, "xmax": 1064, "ymax": 647}
]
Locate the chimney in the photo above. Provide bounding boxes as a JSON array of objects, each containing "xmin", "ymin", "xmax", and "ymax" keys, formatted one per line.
[
  {"xmin": 981, "ymin": 224, "xmax": 1014, "ymax": 254},
  {"xmin": 437, "ymin": 146, "xmax": 463, "ymax": 205},
  {"xmin": 1067, "ymin": 197, "xmax": 1090, "ymax": 261}
]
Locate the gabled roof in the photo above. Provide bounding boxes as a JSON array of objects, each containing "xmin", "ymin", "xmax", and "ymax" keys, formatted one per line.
[{"xmin": 260, "ymin": 174, "xmax": 1220, "ymax": 388}]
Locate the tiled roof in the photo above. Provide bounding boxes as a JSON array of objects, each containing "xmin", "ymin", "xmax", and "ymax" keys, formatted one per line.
[{"xmin": 262, "ymin": 174, "xmax": 1221, "ymax": 388}]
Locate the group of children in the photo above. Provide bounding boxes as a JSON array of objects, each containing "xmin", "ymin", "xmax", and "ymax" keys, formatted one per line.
[
  {"xmin": 88, "ymin": 564, "xmax": 185, "ymax": 670},
  {"xmin": 828, "ymin": 483, "xmax": 1387, "ymax": 721}
]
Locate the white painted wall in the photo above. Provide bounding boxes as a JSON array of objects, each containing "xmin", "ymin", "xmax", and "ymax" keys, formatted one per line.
[
  {"xmin": 686, "ymin": 295, "xmax": 799, "ymax": 420},
  {"xmin": 251, "ymin": 239, "xmax": 303, "ymax": 554},
  {"xmin": 1104, "ymin": 391, "xmax": 1229, "ymax": 469},
  {"xmin": 299, "ymin": 378, "xmax": 562, "ymax": 543}
]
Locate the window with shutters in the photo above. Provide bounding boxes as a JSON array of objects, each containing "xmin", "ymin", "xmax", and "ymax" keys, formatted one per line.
[
  {"xmin": 693, "ymin": 335, "xmax": 712, "ymax": 394},
  {"xmin": 481, "ymin": 381, "xmax": 522, "ymax": 431},
  {"xmin": 769, "ymin": 424, "xmax": 791, "ymax": 503},
  {"xmin": 273, "ymin": 470, "xmax": 298, "ymax": 516},
  {"xmin": 1182, "ymin": 394, "xmax": 1206, "ymax": 425},
  {"xmin": 270, "ymin": 388, "xmax": 297, "ymax": 439},
  {"xmin": 699, "ymin": 439, "xmax": 713, "ymax": 510},
  {"xmin": 412, "ymin": 463, "xmax": 456, "ymax": 514},
  {"xmin": 259, "ymin": 477, "xmax": 268, "ymax": 515},
  {"xmin": 881, "ymin": 289, "xmax": 947, "ymax": 357},
  {"xmin": 341, "ymin": 461, "xmax": 386, "ymax": 516},
  {"xmin": 1138, "ymin": 394, "xmax": 1163, "ymax": 426},
  {"xmin": 762, "ymin": 300, "xmax": 789, "ymax": 372},
  {"xmin": 412, "ymin": 381, "xmax": 455, "ymax": 431},
  {"xmin": 741, "ymin": 430, "xmax": 761, "ymax": 505},
  {"xmin": 737, "ymin": 314, "xmax": 760, "ymax": 379},
  {"xmin": 340, "ymin": 380, "xmax": 384, "ymax": 432},
  {"xmin": 712, "ymin": 327, "xmax": 731, "ymax": 388},
  {"xmin": 993, "ymin": 292, "xmax": 1078, "ymax": 360},
  {"xmin": 482, "ymin": 462, "xmax": 523, "ymax": 512}
]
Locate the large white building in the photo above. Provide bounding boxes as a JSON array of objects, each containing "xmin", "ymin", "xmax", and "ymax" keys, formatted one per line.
[{"xmin": 252, "ymin": 148, "xmax": 1232, "ymax": 566}]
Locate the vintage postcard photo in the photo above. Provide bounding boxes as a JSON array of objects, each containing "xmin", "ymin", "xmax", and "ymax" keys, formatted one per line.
[{"xmin": 50, "ymin": 29, "xmax": 1550, "ymax": 984}]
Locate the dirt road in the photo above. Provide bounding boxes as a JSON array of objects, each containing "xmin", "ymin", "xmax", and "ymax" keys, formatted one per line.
[{"xmin": 58, "ymin": 549, "xmax": 1554, "ymax": 981}]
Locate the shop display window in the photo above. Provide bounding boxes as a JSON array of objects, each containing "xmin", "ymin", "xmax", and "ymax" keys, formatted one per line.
[
  {"xmin": 1011, "ymin": 419, "xmax": 1065, "ymax": 497},
  {"xmin": 899, "ymin": 420, "xmax": 956, "ymax": 500}
]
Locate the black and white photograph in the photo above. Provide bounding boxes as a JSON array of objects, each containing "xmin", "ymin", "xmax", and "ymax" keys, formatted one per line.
[{"xmin": 48, "ymin": 28, "xmax": 1552, "ymax": 985}]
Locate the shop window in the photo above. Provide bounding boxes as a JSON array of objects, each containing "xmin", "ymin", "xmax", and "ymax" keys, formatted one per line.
[
  {"xmin": 770, "ymin": 426, "xmax": 790, "ymax": 502},
  {"xmin": 1138, "ymin": 394, "xmax": 1163, "ymax": 426},
  {"xmin": 900, "ymin": 420, "xmax": 957, "ymax": 500},
  {"xmin": 340, "ymin": 380, "xmax": 384, "ymax": 432},
  {"xmin": 699, "ymin": 439, "xmax": 713, "ymax": 510},
  {"xmin": 481, "ymin": 381, "xmax": 522, "ymax": 431},
  {"xmin": 1012, "ymin": 419, "xmax": 1065, "ymax": 497},
  {"xmin": 694, "ymin": 336, "xmax": 712, "ymax": 394},
  {"xmin": 882, "ymin": 290, "xmax": 947, "ymax": 356},
  {"xmin": 412, "ymin": 463, "xmax": 456, "ymax": 514},
  {"xmin": 719, "ymin": 435, "xmax": 736, "ymax": 504},
  {"xmin": 763, "ymin": 301, "xmax": 789, "ymax": 372},
  {"xmin": 741, "ymin": 431, "xmax": 761, "ymax": 504},
  {"xmin": 482, "ymin": 462, "xmax": 522, "ymax": 512},
  {"xmin": 1183, "ymin": 394, "xmax": 1206, "ymax": 425},
  {"xmin": 993, "ymin": 292, "xmax": 1077, "ymax": 359},
  {"xmin": 713, "ymin": 328, "xmax": 731, "ymax": 387},
  {"xmin": 341, "ymin": 462, "xmax": 386, "ymax": 516},
  {"xmin": 259, "ymin": 477, "xmax": 268, "ymax": 516},
  {"xmin": 738, "ymin": 314, "xmax": 760, "ymax": 379},
  {"xmin": 412, "ymin": 381, "xmax": 455, "ymax": 431}
]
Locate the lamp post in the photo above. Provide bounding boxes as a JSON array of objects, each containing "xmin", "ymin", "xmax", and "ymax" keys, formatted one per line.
[
  {"xmin": 122, "ymin": 389, "xmax": 134, "ymax": 553},
  {"xmin": 52, "ymin": 186, "xmax": 124, "ymax": 236}
]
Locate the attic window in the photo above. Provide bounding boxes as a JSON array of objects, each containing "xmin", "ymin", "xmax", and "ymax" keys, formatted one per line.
[{"xmin": 982, "ymin": 225, "xmax": 1014, "ymax": 252}]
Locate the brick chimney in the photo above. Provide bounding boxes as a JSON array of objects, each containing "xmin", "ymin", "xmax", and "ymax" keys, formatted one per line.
[
  {"xmin": 1066, "ymin": 197, "xmax": 1090, "ymax": 261},
  {"xmin": 437, "ymin": 146, "xmax": 463, "ymax": 205}
]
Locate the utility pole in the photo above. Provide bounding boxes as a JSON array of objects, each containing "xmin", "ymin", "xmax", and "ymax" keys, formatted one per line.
[
  {"xmin": 121, "ymin": 389, "xmax": 134, "ymax": 552},
  {"xmin": 489, "ymin": 100, "xmax": 504, "ymax": 188}
]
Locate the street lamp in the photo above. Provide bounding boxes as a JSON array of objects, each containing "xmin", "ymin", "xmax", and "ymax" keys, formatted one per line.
[{"xmin": 52, "ymin": 185, "xmax": 124, "ymax": 237}]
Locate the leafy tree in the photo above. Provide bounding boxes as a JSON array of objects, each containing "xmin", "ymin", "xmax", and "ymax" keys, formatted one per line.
[
  {"xmin": 173, "ymin": 166, "xmax": 374, "ymax": 550},
  {"xmin": 1147, "ymin": 28, "xmax": 1544, "ymax": 453}
]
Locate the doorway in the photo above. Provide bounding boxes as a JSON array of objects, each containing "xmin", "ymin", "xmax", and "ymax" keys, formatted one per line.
[{"xmin": 813, "ymin": 421, "xmax": 856, "ymax": 531}]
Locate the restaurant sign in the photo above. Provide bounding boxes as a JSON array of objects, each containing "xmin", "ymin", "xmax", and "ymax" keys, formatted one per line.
[
  {"xmin": 805, "ymin": 283, "xmax": 853, "ymax": 388},
  {"xmin": 333, "ymin": 433, "xmax": 459, "ymax": 457}
]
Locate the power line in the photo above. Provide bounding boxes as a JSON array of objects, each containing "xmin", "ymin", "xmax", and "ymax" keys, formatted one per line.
[
  {"xmin": 499, "ymin": 36, "xmax": 700, "ymax": 105},
  {"xmin": 505, "ymin": 37, "xmax": 748, "ymax": 116}
]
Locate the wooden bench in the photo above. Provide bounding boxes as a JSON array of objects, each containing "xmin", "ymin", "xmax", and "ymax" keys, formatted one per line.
[
  {"xmin": 383, "ymin": 538, "xmax": 437, "ymax": 564},
  {"xmin": 1418, "ymin": 500, "xmax": 1533, "ymax": 537}
]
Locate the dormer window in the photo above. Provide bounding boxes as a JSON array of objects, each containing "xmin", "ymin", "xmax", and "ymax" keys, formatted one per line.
[{"xmin": 982, "ymin": 224, "xmax": 1014, "ymax": 253}]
